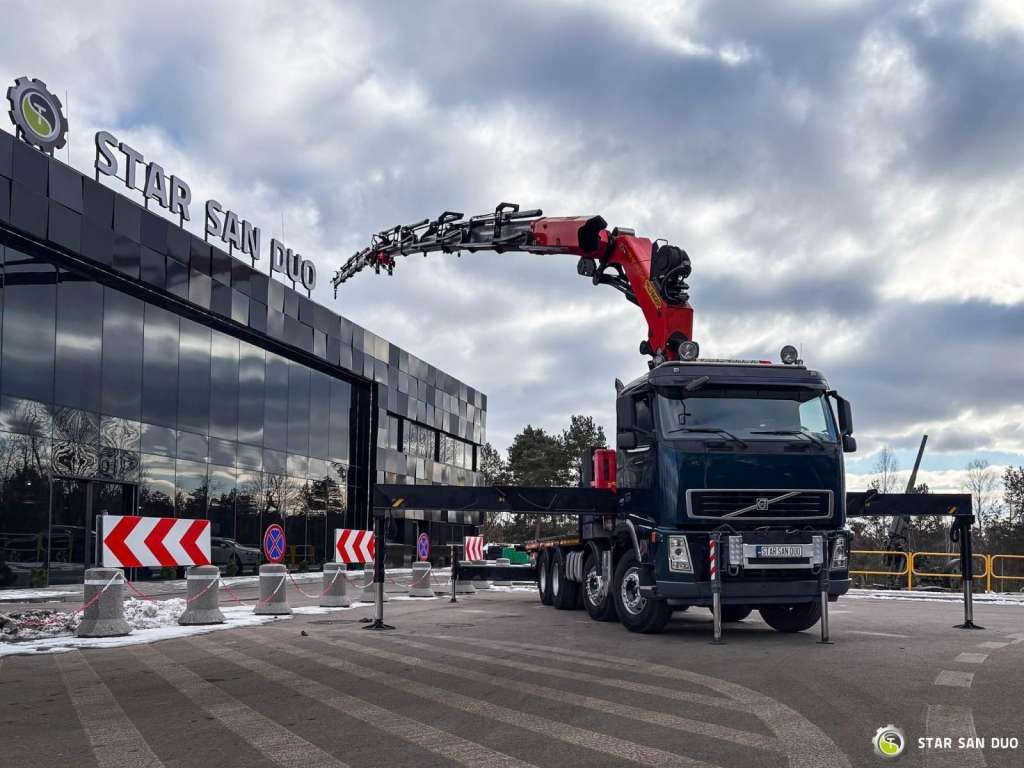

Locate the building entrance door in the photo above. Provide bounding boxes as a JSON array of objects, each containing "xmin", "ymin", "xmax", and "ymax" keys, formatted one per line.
[{"xmin": 50, "ymin": 479, "xmax": 137, "ymax": 585}]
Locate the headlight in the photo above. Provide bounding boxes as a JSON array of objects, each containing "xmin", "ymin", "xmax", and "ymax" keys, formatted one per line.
[
  {"xmin": 678, "ymin": 341, "xmax": 700, "ymax": 361},
  {"xmin": 667, "ymin": 535, "xmax": 693, "ymax": 573},
  {"xmin": 831, "ymin": 536, "xmax": 848, "ymax": 569}
]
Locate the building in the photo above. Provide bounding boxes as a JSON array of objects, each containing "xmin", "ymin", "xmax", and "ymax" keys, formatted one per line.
[{"xmin": 0, "ymin": 125, "xmax": 485, "ymax": 589}]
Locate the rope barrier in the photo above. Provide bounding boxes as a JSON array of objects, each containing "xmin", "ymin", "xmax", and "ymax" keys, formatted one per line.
[
  {"xmin": 74, "ymin": 571, "xmax": 123, "ymax": 614},
  {"xmin": 287, "ymin": 568, "xmax": 343, "ymax": 599}
]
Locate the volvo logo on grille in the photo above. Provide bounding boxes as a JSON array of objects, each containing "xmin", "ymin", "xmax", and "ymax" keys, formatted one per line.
[{"xmin": 755, "ymin": 497, "xmax": 770, "ymax": 511}]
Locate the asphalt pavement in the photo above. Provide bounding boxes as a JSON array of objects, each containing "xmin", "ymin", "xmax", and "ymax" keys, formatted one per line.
[{"xmin": 2, "ymin": 585, "xmax": 1022, "ymax": 768}]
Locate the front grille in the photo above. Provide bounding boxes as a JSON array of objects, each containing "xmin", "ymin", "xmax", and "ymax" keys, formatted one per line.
[{"xmin": 687, "ymin": 489, "xmax": 832, "ymax": 521}]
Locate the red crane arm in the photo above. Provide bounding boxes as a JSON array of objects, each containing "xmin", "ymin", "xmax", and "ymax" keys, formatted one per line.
[{"xmin": 331, "ymin": 203, "xmax": 695, "ymax": 364}]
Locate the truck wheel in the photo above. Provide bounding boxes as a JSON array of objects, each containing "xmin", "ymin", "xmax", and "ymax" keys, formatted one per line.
[
  {"xmin": 582, "ymin": 550, "xmax": 617, "ymax": 622},
  {"xmin": 759, "ymin": 602, "xmax": 821, "ymax": 633},
  {"xmin": 537, "ymin": 550, "xmax": 553, "ymax": 605},
  {"xmin": 551, "ymin": 548, "xmax": 580, "ymax": 610},
  {"xmin": 613, "ymin": 550, "xmax": 671, "ymax": 634},
  {"xmin": 719, "ymin": 605, "xmax": 752, "ymax": 622}
]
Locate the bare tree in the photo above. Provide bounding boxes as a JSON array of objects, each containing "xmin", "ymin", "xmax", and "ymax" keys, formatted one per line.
[
  {"xmin": 963, "ymin": 459, "xmax": 1000, "ymax": 528},
  {"xmin": 869, "ymin": 446, "xmax": 901, "ymax": 493}
]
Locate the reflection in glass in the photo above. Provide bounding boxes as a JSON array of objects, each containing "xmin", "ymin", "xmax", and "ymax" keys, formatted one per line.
[
  {"xmin": 329, "ymin": 379, "xmax": 351, "ymax": 463},
  {"xmin": 142, "ymin": 303, "xmax": 179, "ymax": 427},
  {"xmin": 0, "ymin": 432, "xmax": 51, "ymax": 588},
  {"xmin": 0, "ymin": 396, "xmax": 53, "ymax": 437},
  {"xmin": 208, "ymin": 464, "xmax": 236, "ymax": 538},
  {"xmin": 2, "ymin": 251, "xmax": 56, "ymax": 402},
  {"xmin": 235, "ymin": 470, "xmax": 264, "ymax": 547},
  {"xmin": 100, "ymin": 416, "xmax": 141, "ymax": 452},
  {"xmin": 264, "ymin": 352, "xmax": 288, "ymax": 450},
  {"xmin": 237, "ymin": 341, "xmax": 265, "ymax": 446},
  {"xmin": 285, "ymin": 476, "xmax": 308, "ymax": 565},
  {"xmin": 101, "ymin": 288, "xmax": 144, "ymax": 420},
  {"xmin": 178, "ymin": 318, "xmax": 211, "ymax": 435},
  {"xmin": 287, "ymin": 360, "xmax": 310, "ymax": 456},
  {"xmin": 54, "ymin": 407, "xmax": 100, "ymax": 445},
  {"xmin": 51, "ymin": 441, "xmax": 99, "ymax": 478},
  {"xmin": 175, "ymin": 459, "xmax": 208, "ymax": 519},
  {"xmin": 210, "ymin": 331, "xmax": 239, "ymax": 441},
  {"xmin": 140, "ymin": 453, "xmax": 175, "ymax": 517},
  {"xmin": 97, "ymin": 447, "xmax": 141, "ymax": 483},
  {"xmin": 55, "ymin": 271, "xmax": 103, "ymax": 411}
]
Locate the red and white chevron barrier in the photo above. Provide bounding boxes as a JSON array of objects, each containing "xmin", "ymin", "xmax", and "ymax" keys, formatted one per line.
[
  {"xmin": 335, "ymin": 528, "xmax": 375, "ymax": 564},
  {"xmin": 101, "ymin": 515, "xmax": 211, "ymax": 568},
  {"xmin": 464, "ymin": 535, "xmax": 484, "ymax": 562}
]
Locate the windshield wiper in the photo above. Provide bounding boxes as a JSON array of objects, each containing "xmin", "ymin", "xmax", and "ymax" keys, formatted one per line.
[
  {"xmin": 749, "ymin": 428, "xmax": 826, "ymax": 450},
  {"xmin": 665, "ymin": 426, "xmax": 748, "ymax": 449}
]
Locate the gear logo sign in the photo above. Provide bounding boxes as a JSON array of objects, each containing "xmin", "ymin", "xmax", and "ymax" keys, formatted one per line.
[
  {"xmin": 6, "ymin": 76, "xmax": 68, "ymax": 153},
  {"xmin": 873, "ymin": 725, "xmax": 906, "ymax": 759}
]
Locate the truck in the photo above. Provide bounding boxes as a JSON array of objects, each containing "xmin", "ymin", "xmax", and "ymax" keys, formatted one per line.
[
  {"xmin": 526, "ymin": 355, "xmax": 854, "ymax": 634},
  {"xmin": 332, "ymin": 203, "xmax": 951, "ymax": 637}
]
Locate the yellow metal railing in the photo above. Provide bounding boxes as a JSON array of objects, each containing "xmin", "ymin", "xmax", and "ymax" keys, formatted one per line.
[
  {"xmin": 850, "ymin": 550, "xmax": 1008, "ymax": 592},
  {"xmin": 849, "ymin": 550, "xmax": 912, "ymax": 590},
  {"xmin": 988, "ymin": 554, "xmax": 1024, "ymax": 593}
]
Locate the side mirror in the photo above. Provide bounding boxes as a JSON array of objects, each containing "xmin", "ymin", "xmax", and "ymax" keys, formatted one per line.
[
  {"xmin": 615, "ymin": 395, "xmax": 635, "ymax": 433},
  {"xmin": 842, "ymin": 434, "xmax": 857, "ymax": 453},
  {"xmin": 831, "ymin": 393, "xmax": 853, "ymax": 436},
  {"xmin": 617, "ymin": 430, "xmax": 637, "ymax": 450}
]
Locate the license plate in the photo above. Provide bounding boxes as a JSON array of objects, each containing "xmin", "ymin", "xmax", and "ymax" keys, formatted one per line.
[{"xmin": 756, "ymin": 545, "xmax": 804, "ymax": 558}]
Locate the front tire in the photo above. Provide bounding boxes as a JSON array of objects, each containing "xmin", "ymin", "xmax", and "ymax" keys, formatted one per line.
[
  {"xmin": 613, "ymin": 550, "xmax": 671, "ymax": 634},
  {"xmin": 582, "ymin": 550, "xmax": 617, "ymax": 622},
  {"xmin": 537, "ymin": 550, "xmax": 553, "ymax": 605},
  {"xmin": 759, "ymin": 602, "xmax": 821, "ymax": 633},
  {"xmin": 551, "ymin": 548, "xmax": 580, "ymax": 610}
]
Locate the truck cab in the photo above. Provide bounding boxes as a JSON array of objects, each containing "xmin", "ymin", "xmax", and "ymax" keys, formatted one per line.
[{"xmin": 597, "ymin": 352, "xmax": 854, "ymax": 633}]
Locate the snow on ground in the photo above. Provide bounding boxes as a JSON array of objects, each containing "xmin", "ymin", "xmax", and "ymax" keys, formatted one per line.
[
  {"xmin": 0, "ymin": 589, "xmax": 79, "ymax": 602},
  {"xmin": 846, "ymin": 588, "xmax": 1024, "ymax": 605}
]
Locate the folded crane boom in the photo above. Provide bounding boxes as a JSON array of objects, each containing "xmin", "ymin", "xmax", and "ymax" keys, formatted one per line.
[{"xmin": 332, "ymin": 203, "xmax": 696, "ymax": 364}]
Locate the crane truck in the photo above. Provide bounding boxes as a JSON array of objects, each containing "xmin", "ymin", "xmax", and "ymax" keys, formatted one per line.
[{"xmin": 333, "ymin": 204, "xmax": 958, "ymax": 636}]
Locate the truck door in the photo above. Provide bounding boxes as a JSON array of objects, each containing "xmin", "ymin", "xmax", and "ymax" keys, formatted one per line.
[{"xmin": 618, "ymin": 394, "xmax": 656, "ymax": 489}]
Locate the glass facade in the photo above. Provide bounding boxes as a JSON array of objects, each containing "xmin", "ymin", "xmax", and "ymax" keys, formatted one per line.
[
  {"xmin": 0, "ymin": 131, "xmax": 487, "ymax": 585},
  {"xmin": 0, "ymin": 246, "xmax": 360, "ymax": 587}
]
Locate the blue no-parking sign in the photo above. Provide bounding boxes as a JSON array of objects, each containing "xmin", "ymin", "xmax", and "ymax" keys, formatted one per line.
[
  {"xmin": 264, "ymin": 524, "xmax": 286, "ymax": 563},
  {"xmin": 417, "ymin": 532, "xmax": 430, "ymax": 561}
]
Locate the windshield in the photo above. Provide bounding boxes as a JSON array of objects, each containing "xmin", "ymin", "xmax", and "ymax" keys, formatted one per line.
[{"xmin": 656, "ymin": 388, "xmax": 837, "ymax": 443}]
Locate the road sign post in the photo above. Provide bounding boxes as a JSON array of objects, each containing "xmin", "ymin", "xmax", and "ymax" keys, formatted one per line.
[
  {"xmin": 263, "ymin": 524, "xmax": 286, "ymax": 565},
  {"xmin": 362, "ymin": 510, "xmax": 394, "ymax": 631}
]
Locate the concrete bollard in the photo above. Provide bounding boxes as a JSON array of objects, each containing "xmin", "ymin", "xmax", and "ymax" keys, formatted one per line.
[
  {"xmin": 359, "ymin": 571, "xmax": 389, "ymax": 603},
  {"xmin": 179, "ymin": 565, "xmax": 225, "ymax": 625},
  {"xmin": 455, "ymin": 562, "xmax": 477, "ymax": 594},
  {"xmin": 473, "ymin": 560, "xmax": 493, "ymax": 589},
  {"xmin": 254, "ymin": 564, "xmax": 291, "ymax": 615},
  {"xmin": 320, "ymin": 563, "xmax": 351, "ymax": 608},
  {"xmin": 77, "ymin": 568, "xmax": 131, "ymax": 637},
  {"xmin": 493, "ymin": 557, "xmax": 513, "ymax": 587},
  {"xmin": 409, "ymin": 562, "xmax": 435, "ymax": 597}
]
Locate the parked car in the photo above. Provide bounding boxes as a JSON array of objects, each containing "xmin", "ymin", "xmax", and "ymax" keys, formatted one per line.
[{"xmin": 210, "ymin": 537, "xmax": 261, "ymax": 574}]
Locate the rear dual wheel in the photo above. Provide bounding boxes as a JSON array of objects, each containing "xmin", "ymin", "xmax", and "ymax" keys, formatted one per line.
[
  {"xmin": 551, "ymin": 548, "xmax": 580, "ymax": 610},
  {"xmin": 537, "ymin": 550, "xmax": 553, "ymax": 605},
  {"xmin": 583, "ymin": 550, "xmax": 618, "ymax": 622}
]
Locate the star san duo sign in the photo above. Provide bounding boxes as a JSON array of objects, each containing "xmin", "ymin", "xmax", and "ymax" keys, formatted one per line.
[{"xmin": 4, "ymin": 74, "xmax": 316, "ymax": 292}]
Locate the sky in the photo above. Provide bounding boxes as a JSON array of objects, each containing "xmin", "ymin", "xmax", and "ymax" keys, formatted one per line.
[{"xmin": 1, "ymin": 0, "xmax": 1021, "ymax": 494}]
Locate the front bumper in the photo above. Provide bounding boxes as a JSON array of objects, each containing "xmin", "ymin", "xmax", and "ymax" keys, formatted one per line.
[{"xmin": 644, "ymin": 575, "xmax": 851, "ymax": 606}]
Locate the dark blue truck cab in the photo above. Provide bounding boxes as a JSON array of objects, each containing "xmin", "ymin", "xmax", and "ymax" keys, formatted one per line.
[{"xmin": 603, "ymin": 356, "xmax": 854, "ymax": 632}]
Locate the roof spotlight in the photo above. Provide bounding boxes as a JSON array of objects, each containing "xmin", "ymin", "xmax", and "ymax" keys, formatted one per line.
[
  {"xmin": 678, "ymin": 340, "xmax": 700, "ymax": 361},
  {"xmin": 780, "ymin": 345, "xmax": 799, "ymax": 365}
]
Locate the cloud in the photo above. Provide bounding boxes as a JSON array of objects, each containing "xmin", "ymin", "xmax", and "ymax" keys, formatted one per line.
[{"xmin": 1, "ymin": 0, "xmax": 1020, "ymax": 481}]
